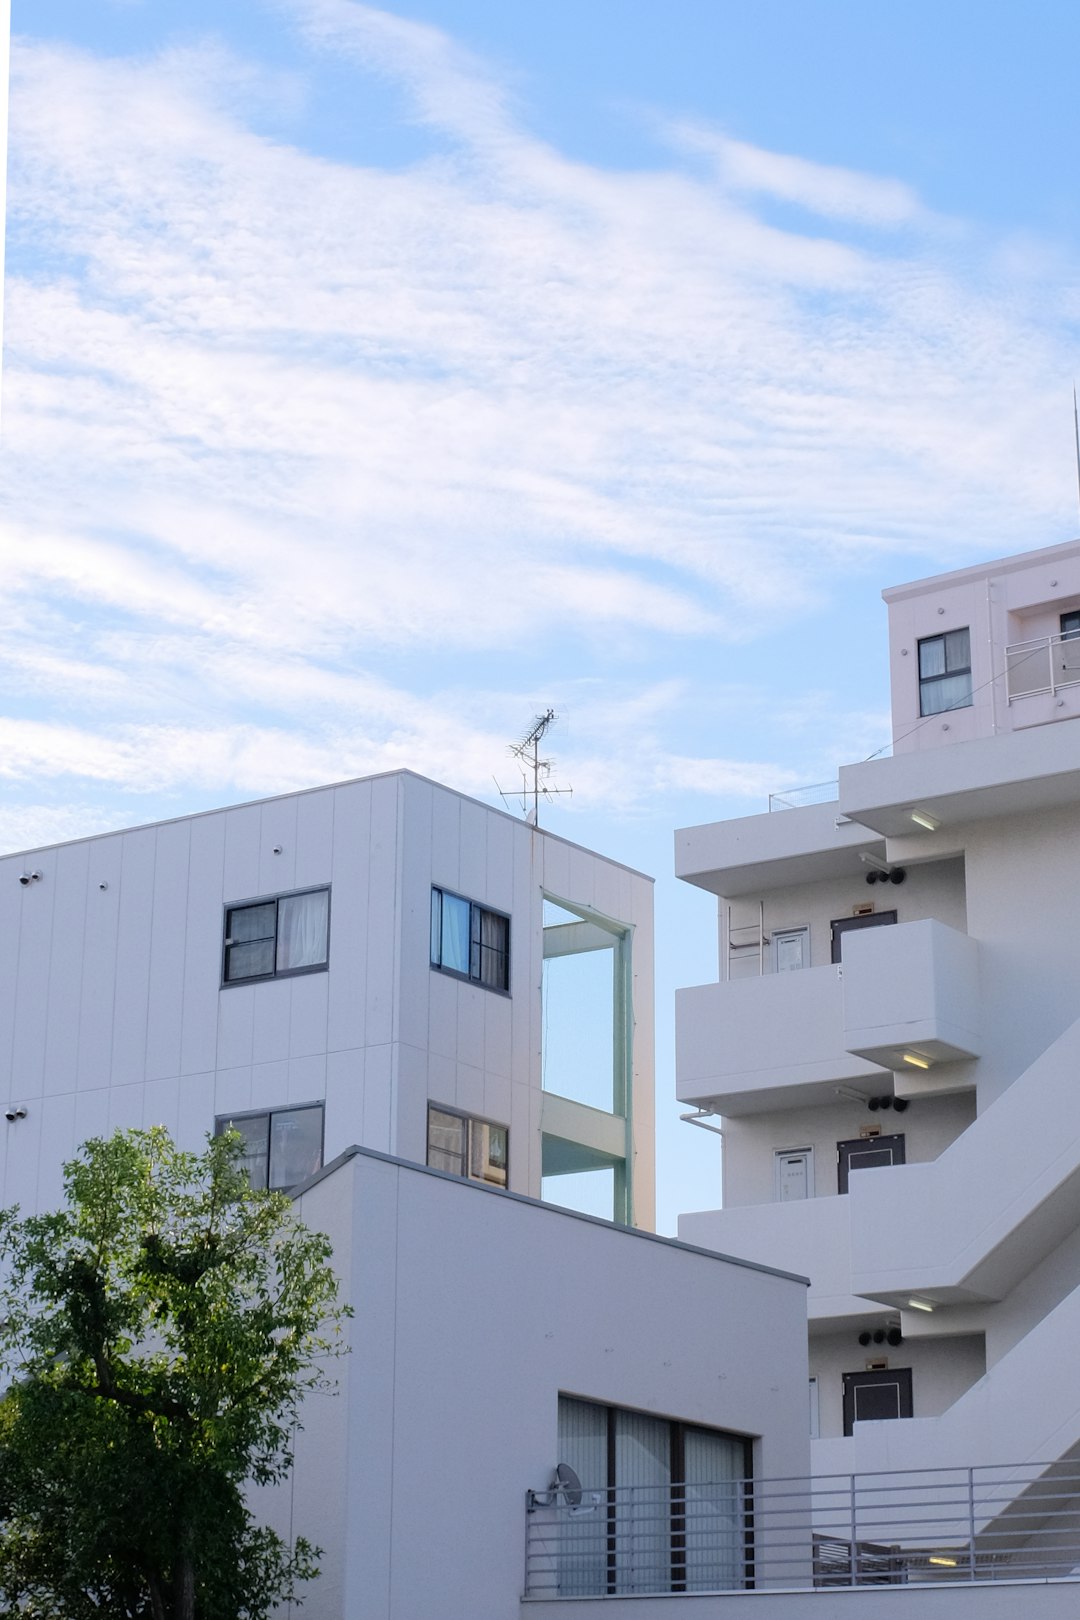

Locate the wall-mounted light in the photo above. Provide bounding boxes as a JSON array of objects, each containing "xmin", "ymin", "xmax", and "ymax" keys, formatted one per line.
[
  {"xmin": 928, "ymin": 1556, "xmax": 958, "ymax": 1568},
  {"xmin": 902, "ymin": 1052, "xmax": 931, "ymax": 1070},
  {"xmin": 909, "ymin": 809, "xmax": 940, "ymax": 832},
  {"xmin": 907, "ymin": 1297, "xmax": 935, "ymax": 1313}
]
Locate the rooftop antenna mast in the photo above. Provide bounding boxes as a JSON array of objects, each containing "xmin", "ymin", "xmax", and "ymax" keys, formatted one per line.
[
  {"xmin": 494, "ymin": 709, "xmax": 572, "ymax": 826},
  {"xmin": 1073, "ymin": 385, "xmax": 1080, "ymax": 531}
]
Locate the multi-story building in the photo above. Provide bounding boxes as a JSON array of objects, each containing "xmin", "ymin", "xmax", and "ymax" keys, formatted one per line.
[
  {"xmin": 0, "ymin": 767, "xmax": 654, "ymax": 1228},
  {"xmin": 676, "ymin": 537, "xmax": 1080, "ymax": 1477}
]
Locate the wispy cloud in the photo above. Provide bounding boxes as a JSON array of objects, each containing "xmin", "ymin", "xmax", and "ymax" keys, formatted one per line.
[{"xmin": 1, "ymin": 3, "xmax": 1078, "ymax": 848}]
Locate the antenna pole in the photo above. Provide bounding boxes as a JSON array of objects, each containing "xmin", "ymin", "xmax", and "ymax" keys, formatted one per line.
[{"xmin": 1073, "ymin": 385, "xmax": 1080, "ymax": 531}]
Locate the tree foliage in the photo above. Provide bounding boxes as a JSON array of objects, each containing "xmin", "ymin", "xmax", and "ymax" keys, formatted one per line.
[{"xmin": 0, "ymin": 1127, "xmax": 348, "ymax": 1620}]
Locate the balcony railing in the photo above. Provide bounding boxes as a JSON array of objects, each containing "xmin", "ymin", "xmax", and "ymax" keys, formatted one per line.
[
  {"xmin": 1006, "ymin": 630, "xmax": 1080, "ymax": 701},
  {"xmin": 768, "ymin": 780, "xmax": 839, "ymax": 811},
  {"xmin": 524, "ymin": 1461, "xmax": 1080, "ymax": 1597}
]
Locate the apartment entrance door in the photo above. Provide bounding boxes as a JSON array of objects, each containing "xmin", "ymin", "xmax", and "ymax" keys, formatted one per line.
[
  {"xmin": 842, "ymin": 1367, "xmax": 913, "ymax": 1436},
  {"xmin": 836, "ymin": 1133, "xmax": 905, "ymax": 1194},
  {"xmin": 830, "ymin": 911, "xmax": 897, "ymax": 963}
]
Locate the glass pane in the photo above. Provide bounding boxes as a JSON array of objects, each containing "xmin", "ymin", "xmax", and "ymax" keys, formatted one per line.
[
  {"xmin": 439, "ymin": 893, "xmax": 471, "ymax": 975},
  {"xmin": 681, "ymin": 1429, "xmax": 745, "ymax": 1592},
  {"xmin": 614, "ymin": 1411, "xmax": 670, "ymax": 1594},
  {"xmin": 557, "ymin": 1398, "xmax": 609, "ymax": 1599},
  {"xmin": 944, "ymin": 627, "xmax": 970, "ymax": 671},
  {"xmin": 470, "ymin": 1121, "xmax": 508, "ymax": 1186},
  {"xmin": 920, "ymin": 671, "xmax": 972, "ymax": 715},
  {"xmin": 268, "ymin": 1107, "xmax": 323, "ymax": 1189},
  {"xmin": 430, "ymin": 888, "xmax": 442, "ymax": 964},
  {"xmin": 427, "ymin": 1108, "xmax": 465, "ymax": 1175},
  {"xmin": 227, "ymin": 902, "xmax": 276, "ymax": 944},
  {"xmin": 474, "ymin": 907, "xmax": 509, "ymax": 989},
  {"xmin": 225, "ymin": 938, "xmax": 275, "ymax": 981},
  {"xmin": 220, "ymin": 1114, "xmax": 270, "ymax": 1190},
  {"xmin": 276, "ymin": 889, "xmax": 329, "ymax": 972},
  {"xmin": 918, "ymin": 636, "xmax": 945, "ymax": 679}
]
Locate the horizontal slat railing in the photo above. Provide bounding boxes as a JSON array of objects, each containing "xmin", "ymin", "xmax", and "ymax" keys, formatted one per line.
[{"xmin": 524, "ymin": 1461, "xmax": 1080, "ymax": 1598}]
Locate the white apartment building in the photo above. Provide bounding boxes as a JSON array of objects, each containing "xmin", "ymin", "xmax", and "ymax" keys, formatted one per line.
[
  {"xmin": 0, "ymin": 768, "xmax": 654, "ymax": 1229},
  {"xmin": 0, "ymin": 767, "xmax": 826, "ymax": 1617},
  {"xmin": 676, "ymin": 537, "xmax": 1080, "ymax": 1481}
]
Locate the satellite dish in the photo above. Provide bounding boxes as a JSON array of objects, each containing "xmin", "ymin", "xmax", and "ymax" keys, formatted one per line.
[{"xmin": 554, "ymin": 1462, "xmax": 583, "ymax": 1507}]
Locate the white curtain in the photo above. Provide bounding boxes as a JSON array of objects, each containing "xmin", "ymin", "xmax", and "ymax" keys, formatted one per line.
[{"xmin": 276, "ymin": 890, "xmax": 329, "ymax": 971}]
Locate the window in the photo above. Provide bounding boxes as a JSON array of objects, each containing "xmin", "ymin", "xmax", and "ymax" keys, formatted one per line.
[
  {"xmin": 215, "ymin": 1103, "xmax": 324, "ymax": 1191},
  {"xmin": 555, "ymin": 1396, "xmax": 752, "ymax": 1596},
  {"xmin": 223, "ymin": 888, "xmax": 329, "ymax": 984},
  {"xmin": 918, "ymin": 628, "xmax": 972, "ymax": 716},
  {"xmin": 430, "ymin": 887, "xmax": 509, "ymax": 992},
  {"xmin": 427, "ymin": 1105, "xmax": 508, "ymax": 1187},
  {"xmin": 1062, "ymin": 611, "xmax": 1080, "ymax": 640}
]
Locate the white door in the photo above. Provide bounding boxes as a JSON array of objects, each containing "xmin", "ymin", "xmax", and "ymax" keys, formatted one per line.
[
  {"xmin": 773, "ymin": 926, "xmax": 809, "ymax": 972},
  {"xmin": 775, "ymin": 1147, "xmax": 813, "ymax": 1201}
]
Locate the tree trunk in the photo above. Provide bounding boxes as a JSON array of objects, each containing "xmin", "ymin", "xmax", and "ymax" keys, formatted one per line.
[{"xmin": 177, "ymin": 1549, "xmax": 195, "ymax": 1620}]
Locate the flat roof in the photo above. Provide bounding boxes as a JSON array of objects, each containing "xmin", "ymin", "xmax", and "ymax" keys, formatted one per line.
[
  {"xmin": 0, "ymin": 767, "xmax": 654, "ymax": 884},
  {"xmin": 883, "ymin": 536, "xmax": 1080, "ymax": 603},
  {"xmin": 294, "ymin": 1142, "xmax": 810, "ymax": 1288}
]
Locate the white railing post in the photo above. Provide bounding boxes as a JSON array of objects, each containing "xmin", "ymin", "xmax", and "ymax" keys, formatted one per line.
[
  {"xmin": 850, "ymin": 1472, "xmax": 858, "ymax": 1587},
  {"xmin": 968, "ymin": 1466, "xmax": 977, "ymax": 1580}
]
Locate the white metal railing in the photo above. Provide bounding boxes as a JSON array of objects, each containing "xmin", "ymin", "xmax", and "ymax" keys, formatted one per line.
[
  {"xmin": 1006, "ymin": 631, "xmax": 1080, "ymax": 702},
  {"xmin": 768, "ymin": 780, "xmax": 839, "ymax": 812},
  {"xmin": 524, "ymin": 1461, "xmax": 1080, "ymax": 1597}
]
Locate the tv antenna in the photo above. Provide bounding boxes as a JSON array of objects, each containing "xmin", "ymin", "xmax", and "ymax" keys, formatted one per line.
[{"xmin": 494, "ymin": 708, "xmax": 572, "ymax": 826}]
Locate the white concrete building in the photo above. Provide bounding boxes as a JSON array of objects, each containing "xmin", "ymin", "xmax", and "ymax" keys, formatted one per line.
[
  {"xmin": 0, "ymin": 768, "xmax": 654, "ymax": 1229},
  {"xmin": 676, "ymin": 538, "xmax": 1080, "ymax": 1481},
  {"xmin": 273, "ymin": 1144, "xmax": 810, "ymax": 1620}
]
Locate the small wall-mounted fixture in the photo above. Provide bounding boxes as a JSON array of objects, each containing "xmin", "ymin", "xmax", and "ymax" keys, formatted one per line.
[
  {"xmin": 865, "ymin": 867, "xmax": 905, "ymax": 886},
  {"xmin": 910, "ymin": 809, "xmax": 940, "ymax": 832},
  {"xmin": 98, "ymin": 881, "xmax": 109, "ymax": 891},
  {"xmin": 17, "ymin": 871, "xmax": 42, "ymax": 887},
  {"xmin": 4, "ymin": 1106, "xmax": 27, "ymax": 1123},
  {"xmin": 272, "ymin": 845, "xmax": 283, "ymax": 855}
]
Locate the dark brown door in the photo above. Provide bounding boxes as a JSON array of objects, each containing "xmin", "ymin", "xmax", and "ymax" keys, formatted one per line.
[
  {"xmin": 830, "ymin": 911, "xmax": 897, "ymax": 963},
  {"xmin": 837, "ymin": 1133, "xmax": 905, "ymax": 1194},
  {"xmin": 843, "ymin": 1368, "xmax": 913, "ymax": 1436}
]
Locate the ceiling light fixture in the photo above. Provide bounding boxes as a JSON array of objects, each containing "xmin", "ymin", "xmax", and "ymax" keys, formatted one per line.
[
  {"xmin": 910, "ymin": 809, "xmax": 940, "ymax": 832},
  {"xmin": 907, "ymin": 1297, "xmax": 935, "ymax": 1313},
  {"xmin": 902, "ymin": 1052, "xmax": 931, "ymax": 1069}
]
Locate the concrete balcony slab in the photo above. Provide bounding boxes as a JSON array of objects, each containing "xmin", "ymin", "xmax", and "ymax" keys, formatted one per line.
[{"xmin": 841, "ymin": 918, "xmax": 980, "ymax": 1071}]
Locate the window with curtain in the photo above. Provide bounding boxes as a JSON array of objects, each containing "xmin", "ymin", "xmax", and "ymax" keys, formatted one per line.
[
  {"xmin": 223, "ymin": 888, "xmax": 329, "ymax": 984},
  {"xmin": 215, "ymin": 1103, "xmax": 324, "ymax": 1191},
  {"xmin": 918, "ymin": 628, "xmax": 972, "ymax": 716},
  {"xmin": 555, "ymin": 1396, "xmax": 751, "ymax": 1597},
  {"xmin": 430, "ymin": 887, "xmax": 510, "ymax": 992},
  {"xmin": 426, "ymin": 1105, "xmax": 508, "ymax": 1187}
]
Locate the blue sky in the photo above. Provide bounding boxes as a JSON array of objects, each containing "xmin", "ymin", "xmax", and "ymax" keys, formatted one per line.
[{"xmin": 4, "ymin": 1, "xmax": 1080, "ymax": 1228}]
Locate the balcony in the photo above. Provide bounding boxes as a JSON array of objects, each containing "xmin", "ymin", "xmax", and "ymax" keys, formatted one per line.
[
  {"xmin": 679, "ymin": 1196, "xmax": 863, "ymax": 1323},
  {"xmin": 841, "ymin": 918, "xmax": 980, "ymax": 1074},
  {"xmin": 1006, "ymin": 630, "xmax": 1080, "ymax": 702},
  {"xmin": 676, "ymin": 966, "xmax": 889, "ymax": 1116},
  {"xmin": 523, "ymin": 1461, "xmax": 1080, "ymax": 1598}
]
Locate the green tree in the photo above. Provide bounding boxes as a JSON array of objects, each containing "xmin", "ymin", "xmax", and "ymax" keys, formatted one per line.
[{"xmin": 0, "ymin": 1127, "xmax": 347, "ymax": 1620}]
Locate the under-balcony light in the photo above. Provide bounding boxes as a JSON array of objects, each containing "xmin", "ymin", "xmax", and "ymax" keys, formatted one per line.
[
  {"xmin": 910, "ymin": 809, "xmax": 940, "ymax": 832},
  {"xmin": 902, "ymin": 1052, "xmax": 931, "ymax": 1070},
  {"xmin": 907, "ymin": 1297, "xmax": 935, "ymax": 1313},
  {"xmin": 928, "ymin": 1555, "xmax": 958, "ymax": 1568}
]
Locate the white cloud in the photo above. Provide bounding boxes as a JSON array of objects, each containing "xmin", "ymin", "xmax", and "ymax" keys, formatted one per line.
[{"xmin": 3, "ymin": 8, "xmax": 1080, "ymax": 825}]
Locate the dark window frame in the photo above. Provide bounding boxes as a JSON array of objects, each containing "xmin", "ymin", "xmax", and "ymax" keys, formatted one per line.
[
  {"xmin": 221, "ymin": 886, "xmax": 331, "ymax": 987},
  {"xmin": 558, "ymin": 1395, "xmax": 755, "ymax": 1595},
  {"xmin": 917, "ymin": 627, "xmax": 972, "ymax": 717},
  {"xmin": 1061, "ymin": 610, "xmax": 1080, "ymax": 640},
  {"xmin": 426, "ymin": 1103, "xmax": 508, "ymax": 1187},
  {"xmin": 214, "ymin": 1100, "xmax": 325, "ymax": 1192},
  {"xmin": 430, "ymin": 886, "xmax": 510, "ymax": 994}
]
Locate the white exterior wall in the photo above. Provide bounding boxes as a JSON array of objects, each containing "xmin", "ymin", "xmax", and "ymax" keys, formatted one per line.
[
  {"xmin": 0, "ymin": 770, "xmax": 654, "ymax": 1226},
  {"xmin": 675, "ymin": 540, "xmax": 1080, "ymax": 1479},
  {"xmin": 272, "ymin": 1149, "xmax": 809, "ymax": 1620}
]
